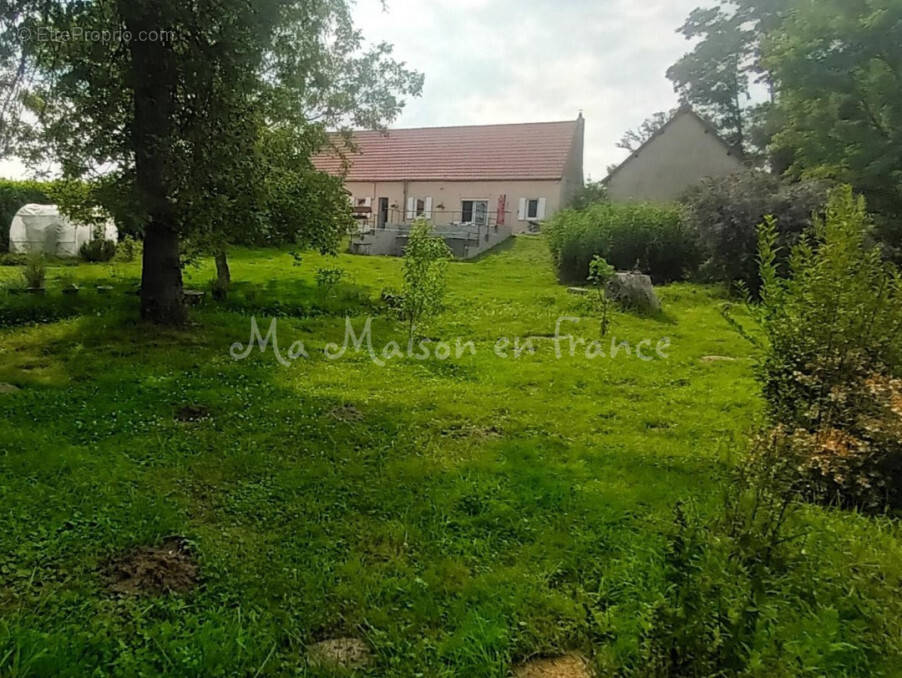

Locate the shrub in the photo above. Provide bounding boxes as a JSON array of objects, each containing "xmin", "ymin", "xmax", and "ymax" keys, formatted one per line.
[
  {"xmin": 22, "ymin": 254, "xmax": 46, "ymax": 289},
  {"xmin": 545, "ymin": 202, "xmax": 697, "ymax": 284},
  {"xmin": 683, "ymin": 170, "xmax": 831, "ymax": 293},
  {"xmin": 745, "ymin": 186, "xmax": 902, "ymax": 509},
  {"xmin": 79, "ymin": 236, "xmax": 117, "ymax": 262},
  {"xmin": 402, "ymin": 219, "xmax": 451, "ymax": 340},
  {"xmin": 116, "ymin": 235, "xmax": 142, "ymax": 263},
  {"xmin": 0, "ymin": 179, "xmax": 56, "ymax": 252}
]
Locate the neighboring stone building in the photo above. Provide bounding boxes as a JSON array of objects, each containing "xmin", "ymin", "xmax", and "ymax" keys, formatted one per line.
[
  {"xmin": 604, "ymin": 108, "xmax": 744, "ymax": 202},
  {"xmin": 312, "ymin": 117, "xmax": 585, "ymax": 253}
]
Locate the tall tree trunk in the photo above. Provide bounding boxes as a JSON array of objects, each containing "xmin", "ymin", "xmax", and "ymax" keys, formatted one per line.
[
  {"xmin": 141, "ymin": 226, "xmax": 185, "ymax": 322},
  {"xmin": 215, "ymin": 249, "xmax": 231, "ymax": 288},
  {"xmin": 122, "ymin": 3, "xmax": 186, "ymax": 324},
  {"xmin": 213, "ymin": 248, "xmax": 231, "ymax": 300}
]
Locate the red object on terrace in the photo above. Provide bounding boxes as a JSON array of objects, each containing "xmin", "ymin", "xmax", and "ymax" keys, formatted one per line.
[{"xmin": 312, "ymin": 120, "xmax": 580, "ymax": 182}]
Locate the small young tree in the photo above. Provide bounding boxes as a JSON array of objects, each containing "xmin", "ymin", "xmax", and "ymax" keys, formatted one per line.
[
  {"xmin": 588, "ymin": 255, "xmax": 615, "ymax": 336},
  {"xmin": 401, "ymin": 219, "xmax": 451, "ymax": 342}
]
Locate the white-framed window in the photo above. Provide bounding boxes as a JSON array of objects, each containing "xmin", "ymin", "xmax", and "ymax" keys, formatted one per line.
[
  {"xmin": 406, "ymin": 196, "xmax": 433, "ymax": 220},
  {"xmin": 461, "ymin": 199, "xmax": 489, "ymax": 226},
  {"xmin": 518, "ymin": 197, "xmax": 547, "ymax": 221}
]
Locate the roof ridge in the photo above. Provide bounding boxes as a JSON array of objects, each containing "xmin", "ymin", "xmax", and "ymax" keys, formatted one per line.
[{"xmin": 336, "ymin": 119, "xmax": 578, "ymax": 134}]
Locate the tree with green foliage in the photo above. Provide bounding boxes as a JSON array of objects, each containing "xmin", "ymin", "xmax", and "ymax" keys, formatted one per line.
[
  {"xmin": 666, "ymin": 0, "xmax": 789, "ymax": 160},
  {"xmin": 570, "ymin": 179, "xmax": 608, "ymax": 211},
  {"xmin": 667, "ymin": 4, "xmax": 753, "ymax": 152},
  {"xmin": 3, "ymin": 1, "xmax": 422, "ymax": 323},
  {"xmin": 0, "ymin": 3, "xmax": 30, "ymax": 157},
  {"xmin": 401, "ymin": 219, "xmax": 451, "ymax": 342},
  {"xmin": 763, "ymin": 0, "xmax": 902, "ymax": 262}
]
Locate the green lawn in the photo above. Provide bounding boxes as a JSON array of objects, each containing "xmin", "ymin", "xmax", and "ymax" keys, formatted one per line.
[{"xmin": 1, "ymin": 237, "xmax": 900, "ymax": 676}]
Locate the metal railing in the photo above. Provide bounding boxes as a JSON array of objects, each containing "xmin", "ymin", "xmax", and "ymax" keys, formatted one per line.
[{"xmin": 352, "ymin": 209, "xmax": 511, "ymax": 230}]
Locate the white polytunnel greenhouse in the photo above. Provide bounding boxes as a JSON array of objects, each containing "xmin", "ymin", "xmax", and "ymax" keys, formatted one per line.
[{"xmin": 8, "ymin": 204, "xmax": 118, "ymax": 257}]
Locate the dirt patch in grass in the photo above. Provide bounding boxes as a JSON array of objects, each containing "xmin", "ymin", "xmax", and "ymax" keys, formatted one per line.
[
  {"xmin": 175, "ymin": 404, "xmax": 210, "ymax": 422},
  {"xmin": 306, "ymin": 637, "xmax": 373, "ymax": 670},
  {"xmin": 0, "ymin": 383, "xmax": 20, "ymax": 394},
  {"xmin": 106, "ymin": 537, "xmax": 198, "ymax": 596},
  {"xmin": 514, "ymin": 653, "xmax": 593, "ymax": 678},
  {"xmin": 328, "ymin": 404, "xmax": 363, "ymax": 422},
  {"xmin": 700, "ymin": 355, "xmax": 737, "ymax": 363},
  {"xmin": 440, "ymin": 423, "xmax": 503, "ymax": 439}
]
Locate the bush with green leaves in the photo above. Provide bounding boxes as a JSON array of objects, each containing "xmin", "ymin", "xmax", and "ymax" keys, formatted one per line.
[
  {"xmin": 683, "ymin": 170, "xmax": 831, "ymax": 294},
  {"xmin": 79, "ymin": 236, "xmax": 117, "ymax": 263},
  {"xmin": 545, "ymin": 201, "xmax": 697, "ymax": 284},
  {"xmin": 401, "ymin": 219, "xmax": 451, "ymax": 340},
  {"xmin": 735, "ymin": 186, "xmax": 902, "ymax": 509},
  {"xmin": 754, "ymin": 187, "xmax": 901, "ymax": 431},
  {"xmin": 21, "ymin": 254, "xmax": 46, "ymax": 289},
  {"xmin": 116, "ymin": 235, "xmax": 142, "ymax": 263}
]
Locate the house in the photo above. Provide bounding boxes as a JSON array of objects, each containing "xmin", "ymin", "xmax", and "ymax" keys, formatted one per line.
[
  {"xmin": 311, "ymin": 116, "xmax": 585, "ymax": 257},
  {"xmin": 603, "ymin": 108, "xmax": 745, "ymax": 202}
]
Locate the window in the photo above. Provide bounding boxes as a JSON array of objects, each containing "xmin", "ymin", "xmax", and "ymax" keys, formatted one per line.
[
  {"xmin": 518, "ymin": 197, "xmax": 546, "ymax": 221},
  {"xmin": 406, "ymin": 196, "xmax": 432, "ymax": 220},
  {"xmin": 461, "ymin": 200, "xmax": 488, "ymax": 226}
]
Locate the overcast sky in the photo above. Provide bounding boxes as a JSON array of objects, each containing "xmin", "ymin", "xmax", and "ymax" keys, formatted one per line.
[
  {"xmin": 352, "ymin": 0, "xmax": 703, "ymax": 180},
  {"xmin": 0, "ymin": 0, "xmax": 704, "ymax": 181}
]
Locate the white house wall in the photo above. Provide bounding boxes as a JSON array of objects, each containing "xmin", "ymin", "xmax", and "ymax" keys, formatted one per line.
[{"xmin": 344, "ymin": 179, "xmax": 566, "ymax": 234}]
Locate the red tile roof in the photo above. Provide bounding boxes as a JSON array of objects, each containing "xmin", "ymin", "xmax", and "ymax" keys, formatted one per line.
[{"xmin": 312, "ymin": 120, "xmax": 580, "ymax": 182}]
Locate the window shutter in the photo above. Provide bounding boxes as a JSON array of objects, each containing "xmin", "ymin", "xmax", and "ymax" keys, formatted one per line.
[
  {"xmin": 424, "ymin": 197, "xmax": 433, "ymax": 219},
  {"xmin": 537, "ymin": 198, "xmax": 547, "ymax": 220},
  {"xmin": 518, "ymin": 198, "xmax": 527, "ymax": 221},
  {"xmin": 406, "ymin": 197, "xmax": 415, "ymax": 220}
]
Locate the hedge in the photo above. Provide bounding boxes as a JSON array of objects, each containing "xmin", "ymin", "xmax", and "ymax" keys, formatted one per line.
[
  {"xmin": 545, "ymin": 202, "xmax": 699, "ymax": 284},
  {"xmin": 0, "ymin": 179, "xmax": 57, "ymax": 251}
]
